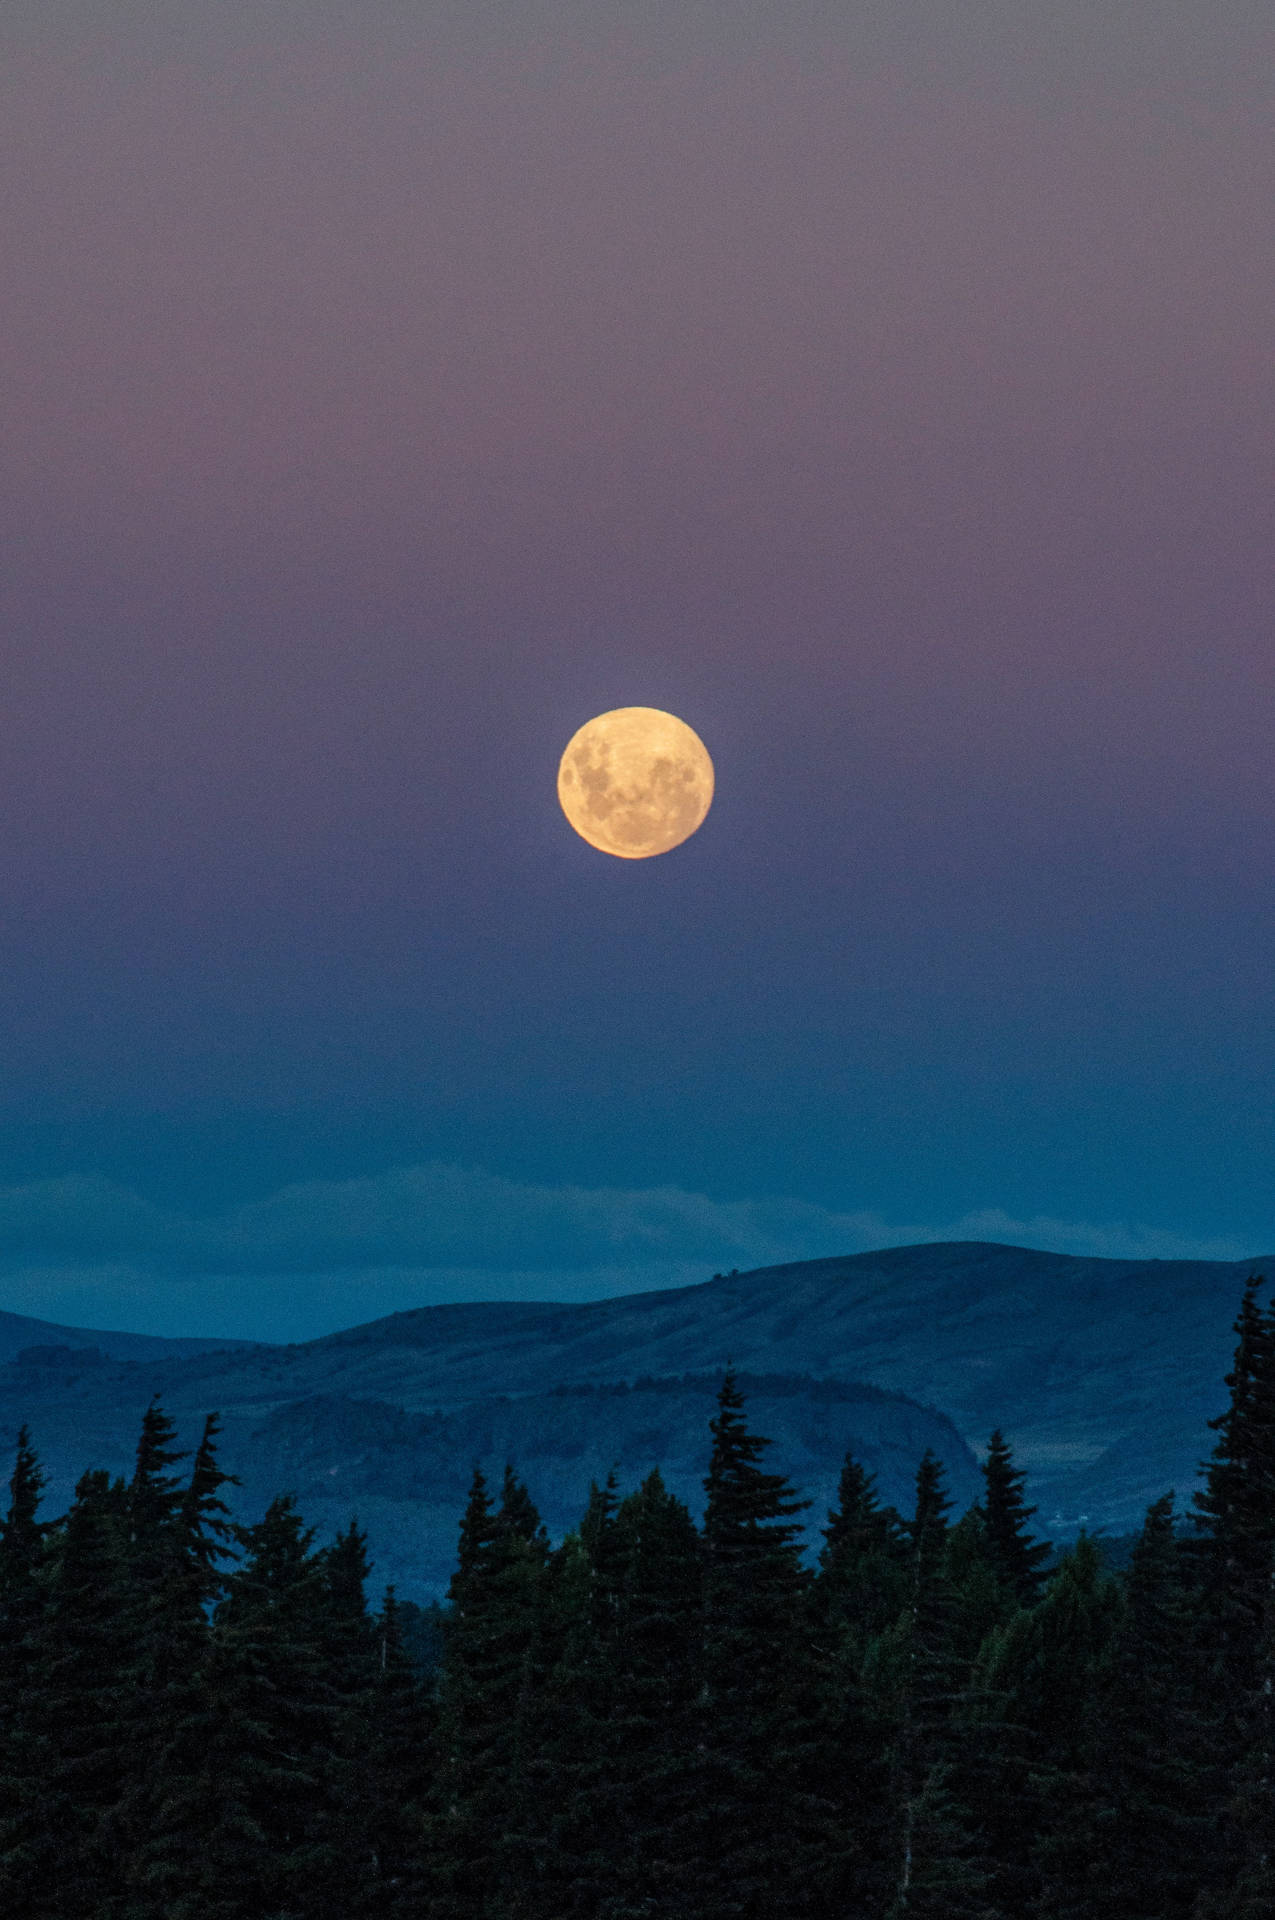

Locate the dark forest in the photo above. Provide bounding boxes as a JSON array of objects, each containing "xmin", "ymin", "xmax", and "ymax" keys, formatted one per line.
[{"xmin": 1, "ymin": 1277, "xmax": 1272, "ymax": 1918}]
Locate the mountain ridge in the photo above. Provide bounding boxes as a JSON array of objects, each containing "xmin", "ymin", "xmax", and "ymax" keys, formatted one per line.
[{"xmin": 0, "ymin": 1239, "xmax": 1267, "ymax": 1602}]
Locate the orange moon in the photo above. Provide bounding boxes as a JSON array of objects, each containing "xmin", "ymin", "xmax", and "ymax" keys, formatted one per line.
[{"xmin": 557, "ymin": 707, "xmax": 714, "ymax": 858}]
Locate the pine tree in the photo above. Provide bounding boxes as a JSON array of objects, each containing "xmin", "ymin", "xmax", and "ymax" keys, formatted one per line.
[
  {"xmin": 359, "ymin": 1585, "xmax": 438, "ymax": 1918},
  {"xmin": 179, "ymin": 1411, "xmax": 241, "ymax": 1608},
  {"xmin": 30, "ymin": 1469, "xmax": 136, "ymax": 1919},
  {"xmin": 686, "ymin": 1366, "xmax": 831, "ymax": 1918},
  {"xmin": 123, "ymin": 1411, "xmax": 243, "ymax": 1917},
  {"xmin": 963, "ymin": 1532, "xmax": 1123, "ymax": 1919},
  {"xmin": 513, "ymin": 1472, "xmax": 628, "ymax": 1917},
  {"xmin": 802, "ymin": 1455, "xmax": 909, "ymax": 1915},
  {"xmin": 944, "ymin": 1504, "xmax": 1013, "ymax": 1664},
  {"xmin": 425, "ymin": 1463, "xmax": 550, "ymax": 1918},
  {"xmin": 0, "ymin": 1427, "xmax": 54, "ymax": 1917},
  {"xmin": 1193, "ymin": 1554, "xmax": 1275, "ymax": 1919},
  {"xmin": 152, "ymin": 1493, "xmax": 346, "ymax": 1919},
  {"xmin": 1184, "ymin": 1271, "xmax": 1275, "ymax": 1915},
  {"xmin": 873, "ymin": 1449, "xmax": 992, "ymax": 1918},
  {"xmin": 1066, "ymin": 1493, "xmax": 1226, "ymax": 1920},
  {"xmin": 309, "ymin": 1517, "xmax": 386, "ymax": 1913},
  {"xmin": 810, "ymin": 1451, "xmax": 912, "ymax": 1662},
  {"xmin": 599, "ymin": 1466, "xmax": 706, "ymax": 1918},
  {"xmin": 112, "ymin": 1400, "xmax": 199, "ymax": 1910},
  {"xmin": 979, "ymin": 1428, "xmax": 1052, "ymax": 1610}
]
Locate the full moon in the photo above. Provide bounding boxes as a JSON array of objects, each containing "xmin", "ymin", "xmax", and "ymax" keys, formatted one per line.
[{"xmin": 557, "ymin": 707, "xmax": 714, "ymax": 858}]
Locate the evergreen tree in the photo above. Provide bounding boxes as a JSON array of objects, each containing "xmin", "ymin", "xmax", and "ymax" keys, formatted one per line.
[
  {"xmin": 0, "ymin": 1427, "xmax": 54, "ymax": 1918},
  {"xmin": 310, "ymin": 1518, "xmax": 385, "ymax": 1913},
  {"xmin": 802, "ymin": 1455, "xmax": 908, "ymax": 1915},
  {"xmin": 513, "ymin": 1472, "xmax": 628, "ymax": 1917},
  {"xmin": 810, "ymin": 1451, "xmax": 912, "ymax": 1662},
  {"xmin": 1193, "ymin": 1549, "xmax": 1275, "ymax": 1919},
  {"xmin": 598, "ymin": 1467, "xmax": 706, "ymax": 1918},
  {"xmin": 687, "ymin": 1366, "xmax": 831, "ymax": 1917},
  {"xmin": 425, "ymin": 1463, "xmax": 549, "ymax": 1918},
  {"xmin": 873, "ymin": 1449, "xmax": 992, "ymax": 1918},
  {"xmin": 123, "ymin": 1411, "xmax": 242, "ymax": 1917},
  {"xmin": 113, "ymin": 1401, "xmax": 198, "ymax": 1906},
  {"xmin": 1181, "ymin": 1272, "xmax": 1275, "ymax": 1907},
  {"xmin": 944, "ymin": 1504, "xmax": 1013, "ymax": 1664},
  {"xmin": 979, "ymin": 1429, "xmax": 1052, "ymax": 1610},
  {"xmin": 152, "ymin": 1493, "xmax": 346, "ymax": 1919},
  {"xmin": 511, "ymin": 1524, "xmax": 612, "ymax": 1917},
  {"xmin": 359, "ymin": 1585, "xmax": 438, "ymax": 1918},
  {"xmin": 962, "ymin": 1532, "xmax": 1123, "ymax": 1919},
  {"xmin": 30, "ymin": 1470, "xmax": 136, "ymax": 1919},
  {"xmin": 179, "ymin": 1411, "xmax": 241, "ymax": 1608},
  {"xmin": 1066, "ymin": 1493, "xmax": 1226, "ymax": 1920}
]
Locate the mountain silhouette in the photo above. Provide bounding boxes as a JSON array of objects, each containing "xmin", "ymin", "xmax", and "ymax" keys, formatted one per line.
[{"xmin": 0, "ymin": 1239, "xmax": 1265, "ymax": 1602}]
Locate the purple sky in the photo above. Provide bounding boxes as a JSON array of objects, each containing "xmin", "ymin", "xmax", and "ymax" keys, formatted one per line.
[{"xmin": 1, "ymin": 4, "xmax": 1273, "ymax": 1338}]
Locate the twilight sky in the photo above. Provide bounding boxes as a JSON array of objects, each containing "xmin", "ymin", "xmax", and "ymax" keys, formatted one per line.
[{"xmin": 2, "ymin": 2, "xmax": 1273, "ymax": 1341}]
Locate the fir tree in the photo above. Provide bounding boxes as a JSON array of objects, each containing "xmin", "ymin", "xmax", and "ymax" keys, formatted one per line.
[
  {"xmin": 688, "ymin": 1366, "xmax": 830, "ymax": 1917},
  {"xmin": 309, "ymin": 1517, "xmax": 386, "ymax": 1913},
  {"xmin": 802, "ymin": 1455, "xmax": 908, "ymax": 1915},
  {"xmin": 0, "ymin": 1427, "xmax": 54, "ymax": 1918},
  {"xmin": 600, "ymin": 1467, "xmax": 706, "ymax": 1918},
  {"xmin": 943, "ymin": 1504, "xmax": 1013, "ymax": 1664},
  {"xmin": 964, "ymin": 1532, "xmax": 1123, "ymax": 1919},
  {"xmin": 122, "ymin": 1416, "xmax": 242, "ymax": 1917},
  {"xmin": 874, "ymin": 1449, "xmax": 992, "ymax": 1918},
  {"xmin": 810, "ymin": 1451, "xmax": 912, "ymax": 1663},
  {"xmin": 515, "ymin": 1472, "xmax": 628, "ymax": 1917},
  {"xmin": 1068, "ymin": 1493, "xmax": 1226, "ymax": 1920},
  {"xmin": 1181, "ymin": 1271, "xmax": 1275, "ymax": 1915},
  {"xmin": 153, "ymin": 1493, "xmax": 346, "ymax": 1919},
  {"xmin": 359, "ymin": 1585, "xmax": 438, "ymax": 1918},
  {"xmin": 31, "ymin": 1469, "xmax": 136, "ymax": 1920},
  {"xmin": 979, "ymin": 1428, "xmax": 1052, "ymax": 1610},
  {"xmin": 179, "ymin": 1411, "xmax": 241, "ymax": 1608},
  {"xmin": 425, "ymin": 1463, "xmax": 549, "ymax": 1918}
]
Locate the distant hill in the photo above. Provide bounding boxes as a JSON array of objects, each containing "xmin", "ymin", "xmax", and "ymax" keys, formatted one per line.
[
  {"xmin": 0, "ymin": 1305, "xmax": 267, "ymax": 1367},
  {"xmin": 0, "ymin": 1240, "xmax": 1267, "ymax": 1603}
]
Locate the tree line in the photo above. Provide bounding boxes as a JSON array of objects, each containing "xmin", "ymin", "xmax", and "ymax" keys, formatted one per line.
[{"xmin": 1, "ymin": 1274, "xmax": 1273, "ymax": 1917}]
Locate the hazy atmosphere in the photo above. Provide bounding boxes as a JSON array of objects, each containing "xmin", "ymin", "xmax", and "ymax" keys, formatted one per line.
[{"xmin": 3, "ymin": 1, "xmax": 1272, "ymax": 1340}]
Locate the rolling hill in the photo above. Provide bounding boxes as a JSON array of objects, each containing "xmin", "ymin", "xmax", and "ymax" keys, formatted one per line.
[{"xmin": 0, "ymin": 1239, "xmax": 1266, "ymax": 1603}]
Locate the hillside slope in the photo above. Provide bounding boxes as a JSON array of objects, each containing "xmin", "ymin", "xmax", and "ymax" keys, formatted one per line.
[{"xmin": 0, "ymin": 1239, "xmax": 1266, "ymax": 1601}]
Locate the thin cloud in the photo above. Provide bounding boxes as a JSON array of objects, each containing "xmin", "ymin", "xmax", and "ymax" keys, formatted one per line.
[{"xmin": 0, "ymin": 1165, "xmax": 1261, "ymax": 1281}]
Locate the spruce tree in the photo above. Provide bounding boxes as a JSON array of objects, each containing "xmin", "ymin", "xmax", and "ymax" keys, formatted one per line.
[
  {"xmin": 873, "ymin": 1449, "xmax": 992, "ymax": 1918},
  {"xmin": 425, "ymin": 1463, "xmax": 550, "ymax": 1919},
  {"xmin": 122, "ymin": 1411, "xmax": 244, "ymax": 1918},
  {"xmin": 688, "ymin": 1366, "xmax": 831, "ymax": 1918},
  {"xmin": 359, "ymin": 1585, "xmax": 438, "ymax": 1918},
  {"xmin": 600, "ymin": 1466, "xmax": 706, "ymax": 1918},
  {"xmin": 30, "ymin": 1469, "xmax": 136, "ymax": 1920},
  {"xmin": 154, "ymin": 1493, "xmax": 346, "ymax": 1920},
  {"xmin": 308, "ymin": 1517, "xmax": 386, "ymax": 1913},
  {"xmin": 0, "ymin": 1427, "xmax": 54, "ymax": 1918},
  {"xmin": 964, "ymin": 1532, "xmax": 1123, "ymax": 1918},
  {"xmin": 943, "ymin": 1504, "xmax": 1013, "ymax": 1664},
  {"xmin": 802, "ymin": 1454, "xmax": 910, "ymax": 1915},
  {"xmin": 1184, "ymin": 1271, "xmax": 1275, "ymax": 1914},
  {"xmin": 810, "ymin": 1451, "xmax": 912, "ymax": 1663},
  {"xmin": 514, "ymin": 1472, "xmax": 627, "ymax": 1917},
  {"xmin": 1193, "ymin": 1552, "xmax": 1275, "ymax": 1919},
  {"xmin": 113, "ymin": 1400, "xmax": 200, "ymax": 1910},
  {"xmin": 1069, "ymin": 1493, "xmax": 1225, "ymax": 1920},
  {"xmin": 980, "ymin": 1428, "xmax": 1052, "ymax": 1610}
]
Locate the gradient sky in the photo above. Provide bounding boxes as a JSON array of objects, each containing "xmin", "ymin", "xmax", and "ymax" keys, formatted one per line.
[{"xmin": 1, "ymin": 2, "xmax": 1272, "ymax": 1340}]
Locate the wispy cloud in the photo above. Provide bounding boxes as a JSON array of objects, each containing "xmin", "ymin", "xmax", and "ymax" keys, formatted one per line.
[{"xmin": 0, "ymin": 1166, "xmax": 1264, "ymax": 1343}]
